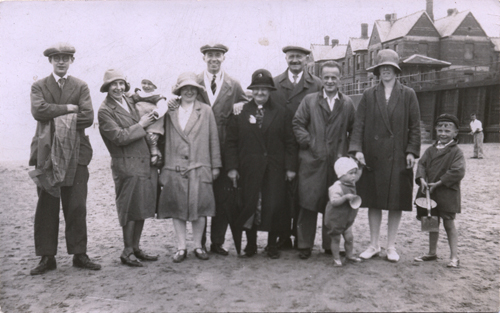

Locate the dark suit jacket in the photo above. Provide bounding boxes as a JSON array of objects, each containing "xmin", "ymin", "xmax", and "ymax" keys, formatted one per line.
[
  {"xmin": 270, "ymin": 69, "xmax": 322, "ymax": 115},
  {"xmin": 196, "ymin": 72, "xmax": 248, "ymax": 156},
  {"xmin": 30, "ymin": 74, "xmax": 93, "ymax": 167}
]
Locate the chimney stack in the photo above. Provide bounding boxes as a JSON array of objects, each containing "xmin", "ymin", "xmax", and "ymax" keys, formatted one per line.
[
  {"xmin": 331, "ymin": 39, "xmax": 339, "ymax": 47},
  {"xmin": 385, "ymin": 14, "xmax": 391, "ymax": 21},
  {"xmin": 390, "ymin": 13, "xmax": 397, "ymax": 24},
  {"xmin": 426, "ymin": 0, "xmax": 434, "ymax": 22},
  {"xmin": 361, "ymin": 23, "xmax": 368, "ymax": 39},
  {"xmin": 324, "ymin": 35, "xmax": 330, "ymax": 46},
  {"xmin": 447, "ymin": 8, "xmax": 458, "ymax": 16}
]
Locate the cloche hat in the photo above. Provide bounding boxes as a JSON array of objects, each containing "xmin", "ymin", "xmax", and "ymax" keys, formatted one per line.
[
  {"xmin": 367, "ymin": 49, "xmax": 402, "ymax": 76},
  {"xmin": 334, "ymin": 157, "xmax": 358, "ymax": 178},
  {"xmin": 100, "ymin": 69, "xmax": 130, "ymax": 93},
  {"xmin": 247, "ymin": 69, "xmax": 276, "ymax": 90},
  {"xmin": 171, "ymin": 72, "xmax": 206, "ymax": 96}
]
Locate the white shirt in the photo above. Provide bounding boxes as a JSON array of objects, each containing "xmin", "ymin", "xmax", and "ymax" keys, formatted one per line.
[
  {"xmin": 52, "ymin": 72, "xmax": 68, "ymax": 87},
  {"xmin": 288, "ymin": 70, "xmax": 303, "ymax": 85},
  {"xmin": 178, "ymin": 103, "xmax": 194, "ymax": 131},
  {"xmin": 470, "ymin": 119, "xmax": 483, "ymax": 132},
  {"xmin": 204, "ymin": 70, "xmax": 224, "ymax": 106},
  {"xmin": 323, "ymin": 89, "xmax": 339, "ymax": 112},
  {"xmin": 114, "ymin": 96, "xmax": 130, "ymax": 113}
]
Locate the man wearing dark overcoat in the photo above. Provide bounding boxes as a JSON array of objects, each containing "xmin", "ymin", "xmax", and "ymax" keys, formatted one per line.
[
  {"xmin": 270, "ymin": 45, "xmax": 322, "ymax": 250},
  {"xmin": 196, "ymin": 44, "xmax": 248, "ymax": 255},
  {"xmin": 29, "ymin": 43, "xmax": 101, "ymax": 275},
  {"xmin": 293, "ymin": 61, "xmax": 356, "ymax": 259}
]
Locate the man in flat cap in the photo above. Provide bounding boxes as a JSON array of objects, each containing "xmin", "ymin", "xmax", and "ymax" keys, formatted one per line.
[
  {"xmin": 269, "ymin": 45, "xmax": 322, "ymax": 251},
  {"xmin": 196, "ymin": 43, "xmax": 248, "ymax": 255},
  {"xmin": 29, "ymin": 43, "xmax": 101, "ymax": 275}
]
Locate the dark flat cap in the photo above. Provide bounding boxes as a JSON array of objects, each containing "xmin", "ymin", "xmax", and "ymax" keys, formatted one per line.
[
  {"xmin": 200, "ymin": 44, "xmax": 229, "ymax": 54},
  {"xmin": 282, "ymin": 45, "xmax": 311, "ymax": 55},
  {"xmin": 43, "ymin": 43, "xmax": 76, "ymax": 57},
  {"xmin": 435, "ymin": 114, "xmax": 459, "ymax": 128}
]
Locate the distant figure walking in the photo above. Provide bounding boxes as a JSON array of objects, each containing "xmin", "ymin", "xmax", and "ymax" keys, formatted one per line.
[{"xmin": 469, "ymin": 113, "xmax": 484, "ymax": 159}]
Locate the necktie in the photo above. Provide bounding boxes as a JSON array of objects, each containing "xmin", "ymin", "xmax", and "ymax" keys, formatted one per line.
[
  {"xmin": 292, "ymin": 75, "xmax": 298, "ymax": 86},
  {"xmin": 58, "ymin": 77, "xmax": 66, "ymax": 90},
  {"xmin": 256, "ymin": 105, "xmax": 264, "ymax": 128},
  {"xmin": 211, "ymin": 74, "xmax": 217, "ymax": 94}
]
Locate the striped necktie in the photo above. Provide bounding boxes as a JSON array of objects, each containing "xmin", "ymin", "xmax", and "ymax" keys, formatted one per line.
[
  {"xmin": 58, "ymin": 78, "xmax": 66, "ymax": 90},
  {"xmin": 211, "ymin": 74, "xmax": 217, "ymax": 94},
  {"xmin": 256, "ymin": 105, "xmax": 264, "ymax": 128}
]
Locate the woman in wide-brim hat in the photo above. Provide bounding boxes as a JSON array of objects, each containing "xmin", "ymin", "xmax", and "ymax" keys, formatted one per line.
[
  {"xmin": 157, "ymin": 72, "xmax": 222, "ymax": 263},
  {"xmin": 225, "ymin": 69, "xmax": 297, "ymax": 259},
  {"xmin": 97, "ymin": 69, "xmax": 160, "ymax": 267},
  {"xmin": 349, "ymin": 49, "xmax": 421, "ymax": 263}
]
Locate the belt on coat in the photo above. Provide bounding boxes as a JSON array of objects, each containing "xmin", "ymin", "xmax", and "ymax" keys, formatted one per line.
[{"xmin": 163, "ymin": 163, "xmax": 211, "ymax": 177}]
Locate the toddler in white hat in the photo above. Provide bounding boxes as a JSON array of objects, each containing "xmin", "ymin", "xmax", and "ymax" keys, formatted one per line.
[{"xmin": 324, "ymin": 157, "xmax": 363, "ymax": 266}]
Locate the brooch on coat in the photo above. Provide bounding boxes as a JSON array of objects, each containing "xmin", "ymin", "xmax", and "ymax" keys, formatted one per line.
[{"xmin": 249, "ymin": 115, "xmax": 256, "ymax": 124}]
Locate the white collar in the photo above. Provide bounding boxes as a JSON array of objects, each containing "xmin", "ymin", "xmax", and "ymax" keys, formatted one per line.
[
  {"xmin": 323, "ymin": 89, "xmax": 339, "ymax": 101},
  {"xmin": 52, "ymin": 72, "xmax": 68, "ymax": 82},
  {"xmin": 288, "ymin": 70, "xmax": 303, "ymax": 84},
  {"xmin": 205, "ymin": 70, "xmax": 223, "ymax": 82}
]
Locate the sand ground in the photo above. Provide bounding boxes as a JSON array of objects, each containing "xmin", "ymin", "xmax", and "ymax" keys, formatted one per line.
[{"xmin": 0, "ymin": 143, "xmax": 498, "ymax": 312}]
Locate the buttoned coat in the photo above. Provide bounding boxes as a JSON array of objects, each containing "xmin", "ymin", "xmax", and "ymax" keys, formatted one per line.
[
  {"xmin": 293, "ymin": 91, "xmax": 356, "ymax": 213},
  {"xmin": 415, "ymin": 141, "xmax": 465, "ymax": 213},
  {"xmin": 98, "ymin": 95, "xmax": 157, "ymax": 226},
  {"xmin": 349, "ymin": 81, "xmax": 421, "ymax": 211},
  {"xmin": 157, "ymin": 100, "xmax": 222, "ymax": 221},
  {"xmin": 30, "ymin": 74, "xmax": 93, "ymax": 168},
  {"xmin": 270, "ymin": 70, "xmax": 323, "ymax": 115},
  {"xmin": 225, "ymin": 99, "xmax": 297, "ymax": 232}
]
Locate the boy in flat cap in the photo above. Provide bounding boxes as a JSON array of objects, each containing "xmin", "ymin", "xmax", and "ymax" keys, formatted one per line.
[
  {"xmin": 29, "ymin": 43, "xmax": 101, "ymax": 275},
  {"xmin": 270, "ymin": 45, "xmax": 322, "ymax": 251},
  {"xmin": 193, "ymin": 43, "xmax": 248, "ymax": 255},
  {"xmin": 414, "ymin": 114, "xmax": 466, "ymax": 268}
]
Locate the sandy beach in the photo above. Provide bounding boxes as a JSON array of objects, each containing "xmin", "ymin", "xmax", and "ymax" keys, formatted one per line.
[{"xmin": 0, "ymin": 143, "xmax": 498, "ymax": 312}]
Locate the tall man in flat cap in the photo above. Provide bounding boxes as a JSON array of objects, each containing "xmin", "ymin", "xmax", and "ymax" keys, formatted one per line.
[
  {"xmin": 29, "ymin": 43, "xmax": 101, "ymax": 275},
  {"xmin": 269, "ymin": 45, "xmax": 322, "ymax": 250},
  {"xmin": 197, "ymin": 43, "xmax": 248, "ymax": 255}
]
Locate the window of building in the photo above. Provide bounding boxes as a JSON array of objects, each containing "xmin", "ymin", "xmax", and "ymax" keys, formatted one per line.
[
  {"xmin": 361, "ymin": 55, "xmax": 365, "ymax": 69},
  {"xmin": 356, "ymin": 55, "xmax": 360, "ymax": 70},
  {"xmin": 370, "ymin": 51, "xmax": 374, "ymax": 66},
  {"xmin": 394, "ymin": 44, "xmax": 398, "ymax": 52},
  {"xmin": 465, "ymin": 43, "xmax": 474, "ymax": 60},
  {"xmin": 348, "ymin": 58, "xmax": 351, "ymax": 74},
  {"xmin": 418, "ymin": 43, "xmax": 428, "ymax": 56},
  {"xmin": 342, "ymin": 62, "xmax": 345, "ymax": 74}
]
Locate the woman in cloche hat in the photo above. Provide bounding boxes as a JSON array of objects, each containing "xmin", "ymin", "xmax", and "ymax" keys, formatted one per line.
[
  {"xmin": 224, "ymin": 69, "xmax": 297, "ymax": 259},
  {"xmin": 348, "ymin": 49, "xmax": 421, "ymax": 263},
  {"xmin": 98, "ymin": 69, "xmax": 160, "ymax": 267},
  {"xmin": 156, "ymin": 72, "xmax": 222, "ymax": 263}
]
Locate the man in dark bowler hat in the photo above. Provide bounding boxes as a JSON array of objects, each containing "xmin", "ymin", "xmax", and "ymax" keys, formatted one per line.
[
  {"xmin": 29, "ymin": 43, "xmax": 101, "ymax": 275},
  {"xmin": 196, "ymin": 43, "xmax": 248, "ymax": 255},
  {"xmin": 269, "ymin": 45, "xmax": 323, "ymax": 250}
]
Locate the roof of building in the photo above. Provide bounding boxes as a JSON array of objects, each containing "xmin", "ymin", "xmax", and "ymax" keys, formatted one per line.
[
  {"xmin": 349, "ymin": 37, "xmax": 370, "ymax": 52},
  {"xmin": 401, "ymin": 54, "xmax": 452, "ymax": 67},
  {"xmin": 434, "ymin": 10, "xmax": 471, "ymax": 37},
  {"xmin": 310, "ymin": 44, "xmax": 347, "ymax": 61},
  {"xmin": 374, "ymin": 10, "xmax": 429, "ymax": 43},
  {"xmin": 491, "ymin": 37, "xmax": 500, "ymax": 52}
]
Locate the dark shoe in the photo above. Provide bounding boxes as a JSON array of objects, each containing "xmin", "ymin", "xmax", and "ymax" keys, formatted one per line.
[
  {"xmin": 267, "ymin": 246, "xmax": 280, "ymax": 259},
  {"xmin": 470, "ymin": 156, "xmax": 478, "ymax": 159},
  {"xmin": 120, "ymin": 252, "xmax": 143, "ymax": 267},
  {"xmin": 299, "ymin": 248, "xmax": 311, "ymax": 259},
  {"xmin": 73, "ymin": 254, "xmax": 101, "ymax": 270},
  {"xmin": 240, "ymin": 245, "xmax": 257, "ymax": 258},
  {"xmin": 324, "ymin": 249, "xmax": 332, "ymax": 255},
  {"xmin": 30, "ymin": 256, "xmax": 57, "ymax": 275},
  {"xmin": 414, "ymin": 254, "xmax": 438, "ymax": 262},
  {"xmin": 133, "ymin": 249, "xmax": 159, "ymax": 261},
  {"xmin": 277, "ymin": 238, "xmax": 293, "ymax": 250},
  {"xmin": 210, "ymin": 244, "xmax": 229, "ymax": 256},
  {"xmin": 194, "ymin": 248, "xmax": 209, "ymax": 260},
  {"xmin": 172, "ymin": 249, "xmax": 187, "ymax": 263}
]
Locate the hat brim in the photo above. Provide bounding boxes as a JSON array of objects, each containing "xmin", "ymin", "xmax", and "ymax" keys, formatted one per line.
[
  {"xmin": 367, "ymin": 62, "xmax": 402, "ymax": 75},
  {"xmin": 247, "ymin": 84, "xmax": 277, "ymax": 91},
  {"xmin": 172, "ymin": 81, "xmax": 206, "ymax": 96},
  {"xmin": 100, "ymin": 79, "xmax": 131, "ymax": 93},
  {"xmin": 201, "ymin": 48, "xmax": 227, "ymax": 54},
  {"xmin": 282, "ymin": 46, "xmax": 311, "ymax": 55}
]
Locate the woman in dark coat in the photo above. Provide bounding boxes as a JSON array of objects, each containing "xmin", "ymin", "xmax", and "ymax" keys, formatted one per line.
[
  {"xmin": 349, "ymin": 50, "xmax": 421, "ymax": 262},
  {"xmin": 225, "ymin": 69, "xmax": 297, "ymax": 259},
  {"xmin": 98, "ymin": 69, "xmax": 159, "ymax": 267}
]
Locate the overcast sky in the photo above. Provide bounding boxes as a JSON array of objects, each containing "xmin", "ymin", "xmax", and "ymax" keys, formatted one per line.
[{"xmin": 1, "ymin": 0, "xmax": 499, "ymax": 160}]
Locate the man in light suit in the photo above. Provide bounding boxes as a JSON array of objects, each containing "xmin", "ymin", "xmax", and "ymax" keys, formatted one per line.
[
  {"xmin": 197, "ymin": 44, "xmax": 248, "ymax": 255},
  {"xmin": 270, "ymin": 45, "xmax": 323, "ymax": 251},
  {"xmin": 29, "ymin": 43, "xmax": 101, "ymax": 275}
]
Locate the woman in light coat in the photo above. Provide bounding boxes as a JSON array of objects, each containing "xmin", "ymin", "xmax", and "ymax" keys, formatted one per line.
[
  {"xmin": 98, "ymin": 69, "xmax": 160, "ymax": 267},
  {"xmin": 349, "ymin": 50, "xmax": 421, "ymax": 262},
  {"xmin": 157, "ymin": 72, "xmax": 221, "ymax": 263}
]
